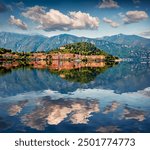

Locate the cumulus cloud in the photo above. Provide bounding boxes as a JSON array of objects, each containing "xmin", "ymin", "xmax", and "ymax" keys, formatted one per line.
[
  {"xmin": 22, "ymin": 5, "xmax": 99, "ymax": 31},
  {"xmin": 99, "ymin": 0, "xmax": 119, "ymax": 8},
  {"xmin": 123, "ymin": 11, "xmax": 148, "ymax": 24},
  {"xmin": 103, "ymin": 17, "xmax": 120, "ymax": 28},
  {"xmin": 9, "ymin": 15, "xmax": 28, "ymax": 30}
]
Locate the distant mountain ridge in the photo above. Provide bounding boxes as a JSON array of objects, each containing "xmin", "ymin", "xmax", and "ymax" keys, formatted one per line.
[
  {"xmin": 0, "ymin": 32, "xmax": 150, "ymax": 59},
  {"xmin": 101, "ymin": 33, "xmax": 150, "ymax": 48}
]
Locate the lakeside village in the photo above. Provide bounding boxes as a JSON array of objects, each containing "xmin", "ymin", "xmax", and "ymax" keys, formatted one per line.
[
  {"xmin": 0, "ymin": 42, "xmax": 122, "ymax": 83},
  {"xmin": 0, "ymin": 42, "xmax": 121, "ymax": 62}
]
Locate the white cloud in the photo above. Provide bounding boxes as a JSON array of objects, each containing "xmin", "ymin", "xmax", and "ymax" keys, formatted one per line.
[
  {"xmin": 9, "ymin": 15, "xmax": 28, "ymax": 30},
  {"xmin": 99, "ymin": 0, "xmax": 119, "ymax": 8},
  {"xmin": 22, "ymin": 5, "xmax": 99, "ymax": 31},
  {"xmin": 103, "ymin": 17, "xmax": 119, "ymax": 28},
  {"xmin": 123, "ymin": 10, "xmax": 148, "ymax": 24},
  {"xmin": 118, "ymin": 12, "xmax": 124, "ymax": 17}
]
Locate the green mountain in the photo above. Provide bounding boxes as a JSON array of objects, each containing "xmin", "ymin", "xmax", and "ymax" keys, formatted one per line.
[{"xmin": 51, "ymin": 42, "xmax": 108, "ymax": 55}]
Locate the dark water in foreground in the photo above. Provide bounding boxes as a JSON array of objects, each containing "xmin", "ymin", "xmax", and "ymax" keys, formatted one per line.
[{"xmin": 0, "ymin": 61, "xmax": 150, "ymax": 133}]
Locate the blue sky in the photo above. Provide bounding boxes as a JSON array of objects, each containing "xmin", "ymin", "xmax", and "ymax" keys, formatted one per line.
[{"xmin": 0, "ymin": 0, "xmax": 150, "ymax": 38}]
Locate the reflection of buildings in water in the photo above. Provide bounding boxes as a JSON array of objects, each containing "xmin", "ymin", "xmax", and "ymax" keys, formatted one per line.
[
  {"xmin": 29, "ymin": 60, "xmax": 47, "ymax": 69},
  {"xmin": 1, "ymin": 60, "xmax": 106, "ymax": 71},
  {"xmin": 8, "ymin": 100, "xmax": 28, "ymax": 116},
  {"xmin": 122, "ymin": 107, "xmax": 145, "ymax": 121},
  {"xmin": 0, "ymin": 60, "xmax": 113, "ymax": 84},
  {"xmin": 1, "ymin": 61, "xmax": 20, "ymax": 69},
  {"xmin": 103, "ymin": 101, "xmax": 120, "ymax": 114},
  {"xmin": 49, "ymin": 60, "xmax": 106, "ymax": 71},
  {"xmin": 29, "ymin": 60, "xmax": 106, "ymax": 71},
  {"xmin": 21, "ymin": 98, "xmax": 100, "ymax": 130},
  {"xmin": 96, "ymin": 125, "xmax": 121, "ymax": 133}
]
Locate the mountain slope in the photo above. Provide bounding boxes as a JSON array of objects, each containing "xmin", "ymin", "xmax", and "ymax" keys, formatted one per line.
[
  {"xmin": 102, "ymin": 34, "xmax": 150, "ymax": 48},
  {"xmin": 0, "ymin": 32, "xmax": 47, "ymax": 52},
  {"xmin": 0, "ymin": 32, "xmax": 150, "ymax": 59}
]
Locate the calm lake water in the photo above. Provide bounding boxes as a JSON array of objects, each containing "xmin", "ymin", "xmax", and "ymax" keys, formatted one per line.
[{"xmin": 0, "ymin": 60, "xmax": 150, "ymax": 133}]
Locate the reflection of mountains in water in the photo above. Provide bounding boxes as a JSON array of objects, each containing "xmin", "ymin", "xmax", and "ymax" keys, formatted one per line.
[{"xmin": 0, "ymin": 61, "xmax": 150, "ymax": 97}]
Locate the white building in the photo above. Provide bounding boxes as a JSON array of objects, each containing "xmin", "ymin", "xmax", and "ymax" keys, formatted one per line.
[{"xmin": 59, "ymin": 46, "xmax": 65, "ymax": 50}]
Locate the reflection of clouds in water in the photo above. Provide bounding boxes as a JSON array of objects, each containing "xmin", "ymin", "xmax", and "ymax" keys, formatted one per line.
[
  {"xmin": 103, "ymin": 101, "xmax": 120, "ymax": 114},
  {"xmin": 138, "ymin": 87, "xmax": 150, "ymax": 97},
  {"xmin": 22, "ymin": 107, "xmax": 47, "ymax": 131},
  {"xmin": 122, "ymin": 107, "xmax": 145, "ymax": 121},
  {"xmin": 96, "ymin": 126, "xmax": 120, "ymax": 133},
  {"xmin": 2, "ymin": 87, "xmax": 150, "ymax": 106},
  {"xmin": 70, "ymin": 101, "xmax": 99, "ymax": 124},
  {"xmin": 8, "ymin": 100, "xmax": 28, "ymax": 116},
  {"xmin": 21, "ymin": 98, "xmax": 100, "ymax": 130},
  {"xmin": 47, "ymin": 105, "xmax": 71, "ymax": 125}
]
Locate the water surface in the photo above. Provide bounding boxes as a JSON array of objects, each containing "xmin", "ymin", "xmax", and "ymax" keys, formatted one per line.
[{"xmin": 0, "ymin": 60, "xmax": 150, "ymax": 132}]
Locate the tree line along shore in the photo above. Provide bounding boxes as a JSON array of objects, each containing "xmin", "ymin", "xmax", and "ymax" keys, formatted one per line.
[{"xmin": 0, "ymin": 42, "xmax": 120, "ymax": 62}]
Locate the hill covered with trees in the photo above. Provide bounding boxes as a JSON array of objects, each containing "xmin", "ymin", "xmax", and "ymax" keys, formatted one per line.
[
  {"xmin": 51, "ymin": 42, "xmax": 108, "ymax": 55},
  {"xmin": 50, "ymin": 42, "xmax": 119, "ymax": 61}
]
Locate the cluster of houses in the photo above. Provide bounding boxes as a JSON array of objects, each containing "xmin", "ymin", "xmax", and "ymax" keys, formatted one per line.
[{"xmin": 0, "ymin": 46, "xmax": 106, "ymax": 61}]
